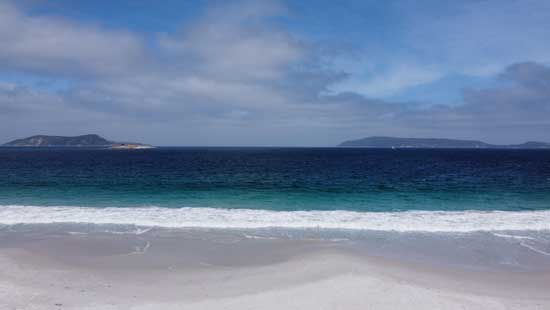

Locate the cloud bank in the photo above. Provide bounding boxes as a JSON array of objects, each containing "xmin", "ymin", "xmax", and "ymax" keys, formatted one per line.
[{"xmin": 1, "ymin": 1, "xmax": 549, "ymax": 145}]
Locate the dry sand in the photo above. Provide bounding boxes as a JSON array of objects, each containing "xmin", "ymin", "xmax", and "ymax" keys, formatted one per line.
[{"xmin": 1, "ymin": 228, "xmax": 549, "ymax": 310}]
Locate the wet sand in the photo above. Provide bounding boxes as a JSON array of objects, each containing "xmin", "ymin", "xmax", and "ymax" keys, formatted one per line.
[{"xmin": 1, "ymin": 228, "xmax": 549, "ymax": 310}]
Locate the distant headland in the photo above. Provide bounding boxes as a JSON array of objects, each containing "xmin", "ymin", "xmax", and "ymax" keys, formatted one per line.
[
  {"xmin": 2, "ymin": 134, "xmax": 154, "ymax": 149},
  {"xmin": 339, "ymin": 136, "xmax": 550, "ymax": 149}
]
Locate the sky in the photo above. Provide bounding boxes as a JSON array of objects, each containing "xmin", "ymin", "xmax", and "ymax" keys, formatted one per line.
[{"xmin": 1, "ymin": 0, "xmax": 550, "ymax": 146}]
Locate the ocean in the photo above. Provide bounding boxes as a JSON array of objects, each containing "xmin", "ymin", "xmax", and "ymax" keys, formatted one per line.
[
  {"xmin": 1, "ymin": 147, "xmax": 550, "ymax": 229},
  {"xmin": 2, "ymin": 147, "xmax": 550, "ymax": 270}
]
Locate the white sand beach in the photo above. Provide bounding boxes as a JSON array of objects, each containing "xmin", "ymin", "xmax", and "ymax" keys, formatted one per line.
[{"xmin": 1, "ymin": 228, "xmax": 549, "ymax": 310}]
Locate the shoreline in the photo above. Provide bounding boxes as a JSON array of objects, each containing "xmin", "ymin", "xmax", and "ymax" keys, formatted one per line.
[
  {"xmin": 1, "ymin": 226, "xmax": 550, "ymax": 309},
  {"xmin": 2, "ymin": 205, "xmax": 550, "ymax": 232}
]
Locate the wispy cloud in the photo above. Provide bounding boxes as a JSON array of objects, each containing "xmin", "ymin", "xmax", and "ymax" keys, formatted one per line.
[
  {"xmin": 0, "ymin": 2, "xmax": 147, "ymax": 77},
  {"xmin": 331, "ymin": 0, "xmax": 550, "ymax": 98},
  {"xmin": 1, "ymin": 0, "xmax": 549, "ymax": 145}
]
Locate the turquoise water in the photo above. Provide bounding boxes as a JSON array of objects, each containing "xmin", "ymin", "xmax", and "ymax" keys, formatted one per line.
[
  {"xmin": 1, "ymin": 147, "xmax": 550, "ymax": 211},
  {"xmin": 3, "ymin": 147, "xmax": 550, "ymax": 271}
]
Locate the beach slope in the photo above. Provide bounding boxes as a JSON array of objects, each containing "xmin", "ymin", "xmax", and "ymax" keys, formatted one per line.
[{"xmin": 1, "ymin": 229, "xmax": 549, "ymax": 310}]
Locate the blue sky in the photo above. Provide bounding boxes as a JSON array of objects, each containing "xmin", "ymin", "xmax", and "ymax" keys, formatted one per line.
[{"xmin": 1, "ymin": 0, "xmax": 550, "ymax": 145}]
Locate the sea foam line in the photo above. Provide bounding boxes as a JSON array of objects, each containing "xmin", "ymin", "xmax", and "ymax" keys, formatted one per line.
[{"xmin": 0, "ymin": 205, "xmax": 550, "ymax": 232}]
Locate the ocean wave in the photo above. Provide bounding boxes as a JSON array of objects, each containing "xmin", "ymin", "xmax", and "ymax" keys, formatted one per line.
[{"xmin": 0, "ymin": 205, "xmax": 549, "ymax": 232}]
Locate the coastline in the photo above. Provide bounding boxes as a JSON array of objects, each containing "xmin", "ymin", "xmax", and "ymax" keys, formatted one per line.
[
  {"xmin": 2, "ymin": 205, "xmax": 550, "ymax": 232},
  {"xmin": 1, "ymin": 226, "xmax": 549, "ymax": 309},
  {"xmin": 2, "ymin": 148, "xmax": 550, "ymax": 309}
]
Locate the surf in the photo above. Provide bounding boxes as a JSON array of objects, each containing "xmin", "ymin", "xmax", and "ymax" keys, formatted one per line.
[{"xmin": 1, "ymin": 205, "xmax": 550, "ymax": 232}]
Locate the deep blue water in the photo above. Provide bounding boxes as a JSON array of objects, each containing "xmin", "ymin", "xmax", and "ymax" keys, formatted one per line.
[{"xmin": 1, "ymin": 147, "xmax": 550, "ymax": 212}]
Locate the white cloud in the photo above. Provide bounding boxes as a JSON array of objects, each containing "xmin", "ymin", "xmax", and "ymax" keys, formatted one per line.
[
  {"xmin": 333, "ymin": 64, "xmax": 442, "ymax": 98},
  {"xmin": 0, "ymin": 0, "xmax": 304, "ymax": 117},
  {"xmin": 0, "ymin": 2, "xmax": 146, "ymax": 77},
  {"xmin": 329, "ymin": 0, "xmax": 550, "ymax": 98},
  {"xmin": 158, "ymin": 0, "xmax": 303, "ymax": 83},
  {"xmin": 1, "ymin": 1, "xmax": 550, "ymax": 146},
  {"xmin": 405, "ymin": 0, "xmax": 550, "ymax": 77}
]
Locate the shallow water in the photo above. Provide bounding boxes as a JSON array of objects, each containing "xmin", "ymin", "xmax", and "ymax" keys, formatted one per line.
[{"xmin": 2, "ymin": 223, "xmax": 550, "ymax": 272}]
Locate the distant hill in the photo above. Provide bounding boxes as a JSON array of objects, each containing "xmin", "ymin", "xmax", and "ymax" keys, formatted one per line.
[
  {"xmin": 3, "ymin": 134, "xmax": 153, "ymax": 149},
  {"xmin": 338, "ymin": 136, "xmax": 550, "ymax": 149}
]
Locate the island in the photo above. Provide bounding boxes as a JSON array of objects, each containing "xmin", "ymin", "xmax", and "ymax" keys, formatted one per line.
[
  {"xmin": 338, "ymin": 136, "xmax": 550, "ymax": 149},
  {"xmin": 2, "ymin": 134, "xmax": 154, "ymax": 149}
]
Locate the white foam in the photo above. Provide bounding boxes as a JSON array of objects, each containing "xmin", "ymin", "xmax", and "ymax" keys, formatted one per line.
[
  {"xmin": 491, "ymin": 233, "xmax": 537, "ymax": 240},
  {"xmin": 1, "ymin": 205, "xmax": 550, "ymax": 232}
]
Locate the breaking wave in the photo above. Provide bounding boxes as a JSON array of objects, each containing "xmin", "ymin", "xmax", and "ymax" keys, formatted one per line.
[{"xmin": 1, "ymin": 205, "xmax": 550, "ymax": 232}]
